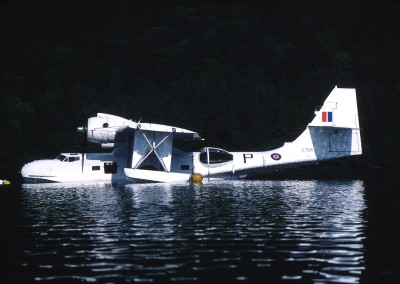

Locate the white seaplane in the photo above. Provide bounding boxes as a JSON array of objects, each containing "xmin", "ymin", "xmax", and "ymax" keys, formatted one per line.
[{"xmin": 21, "ymin": 86, "xmax": 362, "ymax": 184}]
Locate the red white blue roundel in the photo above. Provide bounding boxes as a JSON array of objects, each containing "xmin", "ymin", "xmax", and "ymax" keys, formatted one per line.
[{"xmin": 271, "ymin": 153, "xmax": 281, "ymax": 160}]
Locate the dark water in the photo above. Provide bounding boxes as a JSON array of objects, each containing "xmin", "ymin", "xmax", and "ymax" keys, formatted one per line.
[{"xmin": 0, "ymin": 172, "xmax": 398, "ymax": 283}]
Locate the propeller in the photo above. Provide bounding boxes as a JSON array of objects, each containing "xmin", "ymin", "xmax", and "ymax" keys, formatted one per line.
[{"xmin": 77, "ymin": 110, "xmax": 88, "ymax": 173}]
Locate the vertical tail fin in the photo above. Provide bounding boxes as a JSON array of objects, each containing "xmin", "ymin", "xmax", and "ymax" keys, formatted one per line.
[
  {"xmin": 285, "ymin": 87, "xmax": 362, "ymax": 163},
  {"xmin": 309, "ymin": 86, "xmax": 361, "ymax": 131},
  {"xmin": 306, "ymin": 87, "xmax": 362, "ymax": 160}
]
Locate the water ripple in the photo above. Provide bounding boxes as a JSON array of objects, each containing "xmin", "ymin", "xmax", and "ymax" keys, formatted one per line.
[{"xmin": 10, "ymin": 180, "xmax": 367, "ymax": 282}]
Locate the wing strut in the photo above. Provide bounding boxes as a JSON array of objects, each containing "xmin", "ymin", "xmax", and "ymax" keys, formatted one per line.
[{"xmin": 133, "ymin": 127, "xmax": 176, "ymax": 172}]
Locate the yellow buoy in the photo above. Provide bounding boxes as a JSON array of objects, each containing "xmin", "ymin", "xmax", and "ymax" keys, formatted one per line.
[{"xmin": 192, "ymin": 173, "xmax": 203, "ymax": 184}]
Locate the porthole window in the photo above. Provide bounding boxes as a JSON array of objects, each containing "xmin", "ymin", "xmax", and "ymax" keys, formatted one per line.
[{"xmin": 92, "ymin": 166, "xmax": 101, "ymax": 171}]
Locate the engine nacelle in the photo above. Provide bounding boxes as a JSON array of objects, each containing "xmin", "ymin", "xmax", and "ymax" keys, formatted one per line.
[{"xmin": 87, "ymin": 113, "xmax": 136, "ymax": 144}]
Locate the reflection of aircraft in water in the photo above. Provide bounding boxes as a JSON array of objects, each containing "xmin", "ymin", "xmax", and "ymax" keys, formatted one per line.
[{"xmin": 21, "ymin": 86, "xmax": 362, "ymax": 184}]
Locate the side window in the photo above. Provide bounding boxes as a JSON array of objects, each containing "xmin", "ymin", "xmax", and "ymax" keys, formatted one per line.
[
  {"xmin": 199, "ymin": 149, "xmax": 208, "ymax": 164},
  {"xmin": 180, "ymin": 165, "xmax": 189, "ymax": 170},
  {"xmin": 68, "ymin": 157, "xmax": 80, "ymax": 162},
  {"xmin": 92, "ymin": 166, "xmax": 101, "ymax": 171},
  {"xmin": 209, "ymin": 149, "xmax": 233, "ymax": 164}
]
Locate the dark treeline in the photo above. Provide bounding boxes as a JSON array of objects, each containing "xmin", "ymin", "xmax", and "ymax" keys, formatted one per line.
[{"xmin": 1, "ymin": 2, "xmax": 399, "ymax": 181}]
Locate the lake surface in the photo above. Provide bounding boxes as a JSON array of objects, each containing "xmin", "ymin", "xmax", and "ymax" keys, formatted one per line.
[{"xmin": 0, "ymin": 171, "xmax": 398, "ymax": 283}]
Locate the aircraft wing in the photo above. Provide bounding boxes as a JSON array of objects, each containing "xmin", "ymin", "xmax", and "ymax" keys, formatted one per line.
[
  {"xmin": 87, "ymin": 113, "xmax": 202, "ymax": 145},
  {"xmin": 135, "ymin": 123, "xmax": 202, "ymax": 140},
  {"xmin": 112, "ymin": 122, "xmax": 201, "ymax": 158},
  {"xmin": 115, "ymin": 123, "xmax": 202, "ymax": 141}
]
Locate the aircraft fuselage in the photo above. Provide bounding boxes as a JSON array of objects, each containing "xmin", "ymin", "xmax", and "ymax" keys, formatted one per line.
[{"xmin": 21, "ymin": 153, "xmax": 127, "ymax": 183}]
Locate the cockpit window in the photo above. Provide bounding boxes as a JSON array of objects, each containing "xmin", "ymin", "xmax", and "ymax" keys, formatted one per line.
[
  {"xmin": 56, "ymin": 155, "xmax": 80, "ymax": 162},
  {"xmin": 56, "ymin": 154, "xmax": 67, "ymax": 162},
  {"xmin": 199, "ymin": 148, "xmax": 233, "ymax": 164},
  {"xmin": 68, "ymin": 157, "xmax": 80, "ymax": 162}
]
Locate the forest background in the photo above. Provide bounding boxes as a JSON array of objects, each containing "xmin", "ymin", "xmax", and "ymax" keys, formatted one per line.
[{"xmin": 1, "ymin": 2, "xmax": 399, "ymax": 182}]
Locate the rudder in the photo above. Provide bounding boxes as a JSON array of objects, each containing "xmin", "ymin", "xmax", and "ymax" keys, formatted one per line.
[{"xmin": 308, "ymin": 87, "xmax": 362, "ymax": 159}]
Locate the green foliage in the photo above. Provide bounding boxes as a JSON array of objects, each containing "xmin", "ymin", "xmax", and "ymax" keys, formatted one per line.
[{"xmin": 0, "ymin": 3, "xmax": 399, "ymax": 180}]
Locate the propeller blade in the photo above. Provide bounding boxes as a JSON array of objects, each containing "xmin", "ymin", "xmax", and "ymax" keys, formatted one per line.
[
  {"xmin": 79, "ymin": 105, "xmax": 88, "ymax": 174},
  {"xmin": 81, "ymin": 128, "xmax": 86, "ymax": 173},
  {"xmin": 79, "ymin": 111, "xmax": 88, "ymax": 173}
]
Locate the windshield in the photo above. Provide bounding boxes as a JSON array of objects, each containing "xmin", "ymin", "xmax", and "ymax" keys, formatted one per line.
[
  {"xmin": 56, "ymin": 154, "xmax": 67, "ymax": 162},
  {"xmin": 56, "ymin": 155, "xmax": 80, "ymax": 162}
]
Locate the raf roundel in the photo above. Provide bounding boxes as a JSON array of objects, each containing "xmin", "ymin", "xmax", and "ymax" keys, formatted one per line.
[{"xmin": 271, "ymin": 153, "xmax": 281, "ymax": 161}]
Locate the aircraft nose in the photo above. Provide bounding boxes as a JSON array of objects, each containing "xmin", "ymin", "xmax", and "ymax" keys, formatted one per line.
[
  {"xmin": 21, "ymin": 159, "xmax": 57, "ymax": 179},
  {"xmin": 21, "ymin": 162, "xmax": 35, "ymax": 178},
  {"xmin": 21, "ymin": 160, "xmax": 48, "ymax": 177}
]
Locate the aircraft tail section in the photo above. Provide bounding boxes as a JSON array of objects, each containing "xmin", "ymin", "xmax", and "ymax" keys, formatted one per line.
[
  {"xmin": 291, "ymin": 87, "xmax": 362, "ymax": 161},
  {"xmin": 268, "ymin": 87, "xmax": 362, "ymax": 167},
  {"xmin": 309, "ymin": 86, "xmax": 361, "ymax": 130}
]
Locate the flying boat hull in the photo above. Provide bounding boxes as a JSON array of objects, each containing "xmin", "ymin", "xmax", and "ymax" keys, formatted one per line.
[{"xmin": 21, "ymin": 87, "xmax": 362, "ymax": 184}]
